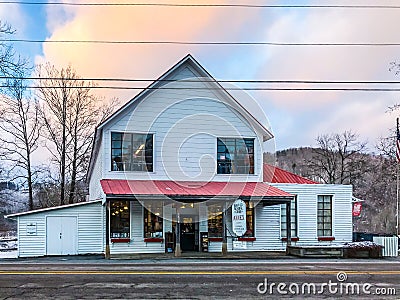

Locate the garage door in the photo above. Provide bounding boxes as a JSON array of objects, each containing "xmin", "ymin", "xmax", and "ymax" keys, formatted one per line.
[{"xmin": 46, "ymin": 216, "xmax": 78, "ymax": 255}]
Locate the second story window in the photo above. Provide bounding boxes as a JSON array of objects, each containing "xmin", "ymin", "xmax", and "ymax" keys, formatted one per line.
[
  {"xmin": 111, "ymin": 132, "xmax": 153, "ymax": 172},
  {"xmin": 217, "ymin": 138, "xmax": 254, "ymax": 174}
]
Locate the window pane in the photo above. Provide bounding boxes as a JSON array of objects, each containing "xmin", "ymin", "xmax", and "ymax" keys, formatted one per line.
[
  {"xmin": 208, "ymin": 205, "xmax": 223, "ymax": 237},
  {"xmin": 217, "ymin": 138, "xmax": 254, "ymax": 174},
  {"xmin": 143, "ymin": 204, "xmax": 163, "ymax": 238},
  {"xmin": 111, "ymin": 132, "xmax": 153, "ymax": 172},
  {"xmin": 110, "ymin": 200, "xmax": 130, "ymax": 238}
]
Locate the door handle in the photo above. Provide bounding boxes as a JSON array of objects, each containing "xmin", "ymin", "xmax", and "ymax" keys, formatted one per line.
[{"xmin": 59, "ymin": 233, "xmax": 62, "ymax": 239}]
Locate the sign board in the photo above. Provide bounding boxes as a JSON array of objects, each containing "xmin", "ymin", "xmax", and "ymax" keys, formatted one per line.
[
  {"xmin": 233, "ymin": 240, "xmax": 247, "ymax": 250},
  {"xmin": 352, "ymin": 202, "xmax": 362, "ymax": 217},
  {"xmin": 232, "ymin": 199, "xmax": 247, "ymax": 236},
  {"xmin": 26, "ymin": 223, "xmax": 37, "ymax": 235}
]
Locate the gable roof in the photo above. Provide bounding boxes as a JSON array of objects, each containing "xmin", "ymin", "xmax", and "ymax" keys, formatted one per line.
[
  {"xmin": 87, "ymin": 54, "xmax": 273, "ymax": 182},
  {"xmin": 263, "ymin": 164, "xmax": 319, "ymax": 184}
]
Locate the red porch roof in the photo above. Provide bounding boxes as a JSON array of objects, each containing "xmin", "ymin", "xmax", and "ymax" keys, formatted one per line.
[
  {"xmin": 263, "ymin": 164, "xmax": 318, "ymax": 184},
  {"xmin": 100, "ymin": 179, "xmax": 293, "ymax": 198}
]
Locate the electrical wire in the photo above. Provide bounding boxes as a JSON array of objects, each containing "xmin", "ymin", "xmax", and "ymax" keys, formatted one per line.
[
  {"xmin": 5, "ymin": 39, "xmax": 400, "ymax": 46},
  {"xmin": 2, "ymin": 1, "xmax": 400, "ymax": 9}
]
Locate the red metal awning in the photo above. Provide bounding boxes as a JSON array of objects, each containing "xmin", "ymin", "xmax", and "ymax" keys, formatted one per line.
[{"xmin": 100, "ymin": 179, "xmax": 293, "ymax": 198}]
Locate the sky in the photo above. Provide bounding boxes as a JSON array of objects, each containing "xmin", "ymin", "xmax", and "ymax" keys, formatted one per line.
[{"xmin": 2, "ymin": 0, "xmax": 400, "ymax": 154}]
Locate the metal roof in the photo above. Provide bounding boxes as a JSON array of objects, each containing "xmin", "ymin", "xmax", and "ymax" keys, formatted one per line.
[
  {"xmin": 5, "ymin": 199, "xmax": 102, "ymax": 219},
  {"xmin": 263, "ymin": 164, "xmax": 318, "ymax": 184},
  {"xmin": 100, "ymin": 179, "xmax": 293, "ymax": 199}
]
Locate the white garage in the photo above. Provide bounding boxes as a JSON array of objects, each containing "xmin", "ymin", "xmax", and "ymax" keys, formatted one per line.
[{"xmin": 6, "ymin": 200, "xmax": 104, "ymax": 257}]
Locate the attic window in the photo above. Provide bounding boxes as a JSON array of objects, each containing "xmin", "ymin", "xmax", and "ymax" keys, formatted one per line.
[
  {"xmin": 217, "ymin": 138, "xmax": 254, "ymax": 174},
  {"xmin": 111, "ymin": 132, "xmax": 153, "ymax": 172}
]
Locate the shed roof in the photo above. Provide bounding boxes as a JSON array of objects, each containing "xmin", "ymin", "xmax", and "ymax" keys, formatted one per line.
[{"xmin": 5, "ymin": 200, "xmax": 102, "ymax": 218}]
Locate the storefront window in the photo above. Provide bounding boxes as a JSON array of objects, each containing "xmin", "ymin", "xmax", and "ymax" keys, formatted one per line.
[
  {"xmin": 208, "ymin": 205, "xmax": 223, "ymax": 237},
  {"xmin": 244, "ymin": 201, "xmax": 254, "ymax": 237},
  {"xmin": 110, "ymin": 200, "xmax": 130, "ymax": 238},
  {"xmin": 143, "ymin": 205, "xmax": 163, "ymax": 238}
]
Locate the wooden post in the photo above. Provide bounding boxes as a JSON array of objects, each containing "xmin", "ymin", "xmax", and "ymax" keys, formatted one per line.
[
  {"xmin": 175, "ymin": 211, "xmax": 182, "ymax": 257},
  {"xmin": 285, "ymin": 200, "xmax": 292, "ymax": 254},
  {"xmin": 222, "ymin": 205, "xmax": 228, "ymax": 256},
  {"xmin": 105, "ymin": 200, "xmax": 110, "ymax": 259}
]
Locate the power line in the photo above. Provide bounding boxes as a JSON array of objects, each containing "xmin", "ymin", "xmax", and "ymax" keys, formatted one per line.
[
  {"xmin": 3, "ymin": 76, "xmax": 400, "ymax": 85},
  {"xmin": 5, "ymin": 85, "xmax": 400, "ymax": 91},
  {"xmin": 2, "ymin": 1, "xmax": 400, "ymax": 9},
  {"xmin": 5, "ymin": 39, "xmax": 400, "ymax": 47}
]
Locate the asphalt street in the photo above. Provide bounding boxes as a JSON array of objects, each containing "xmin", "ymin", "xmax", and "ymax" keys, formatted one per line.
[{"xmin": 0, "ymin": 258, "xmax": 399, "ymax": 299}]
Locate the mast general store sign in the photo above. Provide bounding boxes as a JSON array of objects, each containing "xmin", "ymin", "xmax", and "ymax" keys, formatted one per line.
[{"xmin": 232, "ymin": 199, "xmax": 246, "ymax": 236}]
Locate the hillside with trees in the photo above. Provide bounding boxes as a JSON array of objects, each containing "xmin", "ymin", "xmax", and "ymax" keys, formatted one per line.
[{"xmin": 273, "ymin": 131, "xmax": 397, "ymax": 235}]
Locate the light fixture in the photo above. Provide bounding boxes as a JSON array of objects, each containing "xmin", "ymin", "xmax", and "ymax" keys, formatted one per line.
[{"xmin": 134, "ymin": 143, "xmax": 145, "ymax": 155}]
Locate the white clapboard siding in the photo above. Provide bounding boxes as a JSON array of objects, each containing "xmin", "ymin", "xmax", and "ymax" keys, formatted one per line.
[
  {"xmin": 101, "ymin": 64, "xmax": 263, "ymax": 183},
  {"xmin": 109, "ymin": 201, "xmax": 165, "ymax": 254},
  {"xmin": 16, "ymin": 201, "xmax": 104, "ymax": 257},
  {"xmin": 88, "ymin": 140, "xmax": 104, "ymax": 201},
  {"xmin": 271, "ymin": 183, "xmax": 353, "ymax": 247}
]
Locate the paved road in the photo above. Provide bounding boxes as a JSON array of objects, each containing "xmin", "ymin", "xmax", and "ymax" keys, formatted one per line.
[{"xmin": 0, "ymin": 258, "xmax": 400, "ymax": 299}]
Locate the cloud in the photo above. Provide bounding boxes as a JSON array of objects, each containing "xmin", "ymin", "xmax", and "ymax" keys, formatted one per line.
[
  {"xmin": 0, "ymin": 3, "xmax": 26, "ymax": 35},
  {"xmin": 37, "ymin": 1, "xmax": 261, "ymax": 101}
]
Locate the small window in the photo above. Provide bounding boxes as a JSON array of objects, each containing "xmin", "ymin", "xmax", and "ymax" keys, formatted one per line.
[
  {"xmin": 244, "ymin": 201, "xmax": 255, "ymax": 237},
  {"xmin": 281, "ymin": 197, "xmax": 298, "ymax": 238},
  {"xmin": 111, "ymin": 132, "xmax": 153, "ymax": 172},
  {"xmin": 208, "ymin": 205, "xmax": 223, "ymax": 237},
  {"xmin": 143, "ymin": 205, "xmax": 163, "ymax": 238},
  {"xmin": 317, "ymin": 195, "xmax": 332, "ymax": 237},
  {"xmin": 217, "ymin": 138, "xmax": 254, "ymax": 174},
  {"xmin": 110, "ymin": 200, "xmax": 130, "ymax": 238}
]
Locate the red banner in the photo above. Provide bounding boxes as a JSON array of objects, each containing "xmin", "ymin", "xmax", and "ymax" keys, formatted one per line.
[{"xmin": 352, "ymin": 202, "xmax": 362, "ymax": 217}]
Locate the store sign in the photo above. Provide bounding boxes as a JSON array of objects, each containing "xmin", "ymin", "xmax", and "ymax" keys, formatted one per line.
[
  {"xmin": 233, "ymin": 240, "xmax": 247, "ymax": 250},
  {"xmin": 26, "ymin": 223, "xmax": 37, "ymax": 235},
  {"xmin": 352, "ymin": 202, "xmax": 362, "ymax": 217},
  {"xmin": 232, "ymin": 199, "xmax": 247, "ymax": 236}
]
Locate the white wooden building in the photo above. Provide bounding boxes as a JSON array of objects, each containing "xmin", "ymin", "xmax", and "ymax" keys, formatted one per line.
[{"xmin": 6, "ymin": 55, "xmax": 353, "ymax": 257}]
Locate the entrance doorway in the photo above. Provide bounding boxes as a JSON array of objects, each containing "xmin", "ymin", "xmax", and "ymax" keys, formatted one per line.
[{"xmin": 180, "ymin": 216, "xmax": 198, "ymax": 251}]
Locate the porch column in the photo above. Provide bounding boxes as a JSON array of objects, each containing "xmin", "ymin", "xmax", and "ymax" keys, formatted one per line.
[
  {"xmin": 222, "ymin": 204, "xmax": 228, "ymax": 256},
  {"xmin": 175, "ymin": 211, "xmax": 182, "ymax": 257},
  {"xmin": 105, "ymin": 200, "xmax": 110, "ymax": 259},
  {"xmin": 285, "ymin": 200, "xmax": 292, "ymax": 253}
]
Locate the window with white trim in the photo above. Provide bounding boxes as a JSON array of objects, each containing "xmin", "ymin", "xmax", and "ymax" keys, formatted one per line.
[
  {"xmin": 281, "ymin": 197, "xmax": 298, "ymax": 238},
  {"xmin": 317, "ymin": 195, "xmax": 332, "ymax": 237}
]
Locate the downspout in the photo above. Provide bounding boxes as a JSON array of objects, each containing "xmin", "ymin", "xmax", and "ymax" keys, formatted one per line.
[
  {"xmin": 105, "ymin": 200, "xmax": 110, "ymax": 259},
  {"xmin": 286, "ymin": 199, "xmax": 292, "ymax": 254}
]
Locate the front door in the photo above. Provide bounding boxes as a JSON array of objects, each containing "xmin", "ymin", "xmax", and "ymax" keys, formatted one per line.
[
  {"xmin": 46, "ymin": 216, "xmax": 78, "ymax": 255},
  {"xmin": 180, "ymin": 216, "xmax": 196, "ymax": 251}
]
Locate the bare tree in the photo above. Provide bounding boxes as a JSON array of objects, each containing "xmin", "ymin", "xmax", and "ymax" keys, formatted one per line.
[
  {"xmin": 0, "ymin": 22, "xmax": 37, "ymax": 210},
  {"xmin": 35, "ymin": 63, "xmax": 118, "ymax": 205},
  {"xmin": 308, "ymin": 131, "xmax": 367, "ymax": 184}
]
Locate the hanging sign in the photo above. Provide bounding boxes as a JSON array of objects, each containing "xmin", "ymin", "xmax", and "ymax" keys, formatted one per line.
[
  {"xmin": 232, "ymin": 199, "xmax": 247, "ymax": 236},
  {"xmin": 26, "ymin": 223, "xmax": 37, "ymax": 235},
  {"xmin": 352, "ymin": 202, "xmax": 362, "ymax": 217}
]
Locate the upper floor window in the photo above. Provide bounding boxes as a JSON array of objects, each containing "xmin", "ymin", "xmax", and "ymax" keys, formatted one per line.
[
  {"xmin": 217, "ymin": 138, "xmax": 254, "ymax": 174},
  {"xmin": 317, "ymin": 195, "xmax": 332, "ymax": 237},
  {"xmin": 111, "ymin": 132, "xmax": 153, "ymax": 172}
]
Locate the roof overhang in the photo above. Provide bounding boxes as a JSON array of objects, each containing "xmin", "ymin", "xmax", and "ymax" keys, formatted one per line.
[
  {"xmin": 100, "ymin": 179, "xmax": 294, "ymax": 205},
  {"xmin": 5, "ymin": 200, "xmax": 102, "ymax": 219}
]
